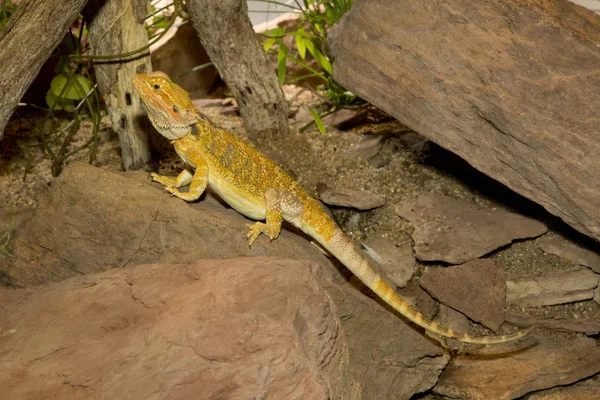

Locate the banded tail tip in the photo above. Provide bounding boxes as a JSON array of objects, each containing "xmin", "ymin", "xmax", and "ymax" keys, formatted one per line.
[{"xmin": 458, "ymin": 324, "xmax": 537, "ymax": 345}]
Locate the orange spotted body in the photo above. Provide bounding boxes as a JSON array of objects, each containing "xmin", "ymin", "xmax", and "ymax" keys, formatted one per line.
[{"xmin": 134, "ymin": 71, "xmax": 533, "ymax": 345}]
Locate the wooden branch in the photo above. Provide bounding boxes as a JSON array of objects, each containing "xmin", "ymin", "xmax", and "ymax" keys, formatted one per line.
[
  {"xmin": 0, "ymin": 0, "xmax": 88, "ymax": 139},
  {"xmin": 187, "ymin": 0, "xmax": 289, "ymax": 141},
  {"xmin": 84, "ymin": 0, "xmax": 153, "ymax": 171}
]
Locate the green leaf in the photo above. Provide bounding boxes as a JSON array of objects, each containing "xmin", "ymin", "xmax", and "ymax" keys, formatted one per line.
[
  {"xmin": 263, "ymin": 37, "xmax": 276, "ymax": 52},
  {"xmin": 307, "ymin": 106, "xmax": 326, "ymax": 134},
  {"xmin": 308, "ymin": 46, "xmax": 333, "ymax": 75},
  {"xmin": 152, "ymin": 15, "xmax": 169, "ymax": 29},
  {"xmin": 262, "ymin": 27, "xmax": 285, "ymax": 37},
  {"xmin": 45, "ymin": 89, "xmax": 75, "ymax": 112},
  {"xmin": 50, "ymin": 73, "xmax": 92, "ymax": 100},
  {"xmin": 296, "ymin": 36, "xmax": 307, "ymax": 59},
  {"xmin": 277, "ymin": 45, "xmax": 288, "ymax": 86}
]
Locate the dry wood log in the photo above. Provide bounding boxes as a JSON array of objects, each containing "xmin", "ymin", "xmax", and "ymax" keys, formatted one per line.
[
  {"xmin": 0, "ymin": 0, "xmax": 88, "ymax": 139},
  {"xmin": 329, "ymin": 0, "xmax": 600, "ymax": 242},
  {"xmin": 187, "ymin": 0, "xmax": 289, "ymax": 141},
  {"xmin": 84, "ymin": 0, "xmax": 153, "ymax": 171}
]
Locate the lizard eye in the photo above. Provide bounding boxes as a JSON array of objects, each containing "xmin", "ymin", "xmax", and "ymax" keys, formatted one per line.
[
  {"xmin": 153, "ymin": 84, "xmax": 160, "ymax": 89},
  {"xmin": 172, "ymin": 105, "xmax": 179, "ymax": 113}
]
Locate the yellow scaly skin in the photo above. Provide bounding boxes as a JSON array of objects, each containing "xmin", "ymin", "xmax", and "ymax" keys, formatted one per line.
[{"xmin": 133, "ymin": 71, "xmax": 534, "ymax": 345}]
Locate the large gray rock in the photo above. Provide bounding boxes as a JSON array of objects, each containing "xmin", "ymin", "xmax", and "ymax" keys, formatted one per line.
[{"xmin": 329, "ymin": 0, "xmax": 600, "ymax": 242}]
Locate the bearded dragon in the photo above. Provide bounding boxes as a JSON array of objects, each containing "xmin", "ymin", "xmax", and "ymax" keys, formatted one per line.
[{"xmin": 133, "ymin": 71, "xmax": 533, "ymax": 344}]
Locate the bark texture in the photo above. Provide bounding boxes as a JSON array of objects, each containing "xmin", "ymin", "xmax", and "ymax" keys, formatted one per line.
[
  {"xmin": 0, "ymin": 0, "xmax": 87, "ymax": 139},
  {"xmin": 188, "ymin": 0, "xmax": 289, "ymax": 141},
  {"xmin": 329, "ymin": 0, "xmax": 600, "ymax": 242},
  {"xmin": 84, "ymin": 0, "xmax": 153, "ymax": 171}
]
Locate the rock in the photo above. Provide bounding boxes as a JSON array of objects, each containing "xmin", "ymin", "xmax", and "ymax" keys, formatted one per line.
[
  {"xmin": 219, "ymin": 104, "xmax": 240, "ymax": 116},
  {"xmin": 0, "ymin": 257, "xmax": 356, "ymax": 400},
  {"xmin": 151, "ymin": 20, "xmax": 218, "ymax": 96},
  {"xmin": 0, "ymin": 162, "xmax": 448, "ymax": 399},
  {"xmin": 505, "ymin": 312, "xmax": 600, "ymax": 335},
  {"xmin": 0, "ymin": 208, "xmax": 34, "ymax": 233},
  {"xmin": 191, "ymin": 98, "xmax": 233, "ymax": 108},
  {"xmin": 434, "ymin": 335, "xmax": 600, "ymax": 400},
  {"xmin": 419, "ymin": 259, "xmax": 506, "ymax": 331},
  {"xmin": 294, "ymin": 106, "xmax": 314, "ymax": 123},
  {"xmin": 389, "ymin": 131, "xmax": 431, "ymax": 155},
  {"xmin": 1, "ymin": 162, "xmax": 337, "ymax": 287},
  {"xmin": 397, "ymin": 195, "xmax": 547, "ymax": 264},
  {"xmin": 346, "ymin": 134, "xmax": 384, "ymax": 160},
  {"xmin": 329, "ymin": 0, "xmax": 600, "ymax": 243},
  {"xmin": 538, "ymin": 233, "xmax": 600, "ymax": 273},
  {"xmin": 397, "ymin": 279, "xmax": 439, "ymax": 320},
  {"xmin": 595, "ymin": 282, "xmax": 600, "ymax": 305},
  {"xmin": 437, "ymin": 304, "xmax": 472, "ymax": 335},
  {"xmin": 434, "ymin": 304, "xmax": 473, "ymax": 349},
  {"xmin": 321, "ymin": 108, "xmax": 368, "ymax": 130},
  {"xmin": 527, "ymin": 374, "xmax": 600, "ymax": 400},
  {"xmin": 317, "ymin": 182, "xmax": 386, "ymax": 210},
  {"xmin": 506, "ymin": 266, "xmax": 599, "ymax": 307},
  {"xmin": 325, "ymin": 281, "xmax": 449, "ymax": 400},
  {"xmin": 361, "ymin": 234, "xmax": 415, "ymax": 287}
]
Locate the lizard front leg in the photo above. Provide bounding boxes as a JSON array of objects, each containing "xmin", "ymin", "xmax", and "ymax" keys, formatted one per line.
[
  {"xmin": 161, "ymin": 149, "xmax": 209, "ymax": 201},
  {"xmin": 247, "ymin": 188, "xmax": 303, "ymax": 246},
  {"xmin": 150, "ymin": 169, "xmax": 193, "ymax": 188}
]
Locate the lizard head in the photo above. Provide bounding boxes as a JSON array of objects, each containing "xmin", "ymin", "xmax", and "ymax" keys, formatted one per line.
[{"xmin": 133, "ymin": 71, "xmax": 201, "ymax": 140}]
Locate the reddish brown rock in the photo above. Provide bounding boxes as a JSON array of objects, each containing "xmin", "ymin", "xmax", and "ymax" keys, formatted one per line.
[
  {"xmin": 505, "ymin": 312, "xmax": 600, "ymax": 334},
  {"xmin": 0, "ymin": 257, "xmax": 356, "ymax": 400},
  {"xmin": 434, "ymin": 335, "xmax": 600, "ymax": 400},
  {"xmin": 538, "ymin": 233, "xmax": 600, "ymax": 273},
  {"xmin": 527, "ymin": 374, "xmax": 600, "ymax": 400},
  {"xmin": 0, "ymin": 162, "xmax": 447, "ymax": 399},
  {"xmin": 329, "ymin": 0, "xmax": 600, "ymax": 243},
  {"xmin": 397, "ymin": 195, "xmax": 547, "ymax": 264},
  {"xmin": 325, "ymin": 281, "xmax": 449, "ymax": 399},
  {"xmin": 362, "ymin": 234, "xmax": 415, "ymax": 287},
  {"xmin": 420, "ymin": 259, "xmax": 506, "ymax": 331},
  {"xmin": 506, "ymin": 266, "xmax": 599, "ymax": 306},
  {"xmin": 1, "ymin": 162, "xmax": 334, "ymax": 287},
  {"xmin": 317, "ymin": 182, "xmax": 386, "ymax": 210}
]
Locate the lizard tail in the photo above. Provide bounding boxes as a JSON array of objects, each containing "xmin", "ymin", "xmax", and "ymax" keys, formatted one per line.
[{"xmin": 321, "ymin": 229, "xmax": 534, "ymax": 344}]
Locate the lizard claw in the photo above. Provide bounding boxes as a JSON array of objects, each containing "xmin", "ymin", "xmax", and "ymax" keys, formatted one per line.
[
  {"xmin": 149, "ymin": 172, "xmax": 161, "ymax": 182},
  {"xmin": 247, "ymin": 222, "xmax": 268, "ymax": 247},
  {"xmin": 247, "ymin": 222, "xmax": 278, "ymax": 247},
  {"xmin": 164, "ymin": 186, "xmax": 178, "ymax": 197}
]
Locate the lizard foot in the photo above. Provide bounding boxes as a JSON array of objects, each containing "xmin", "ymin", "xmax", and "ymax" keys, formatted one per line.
[
  {"xmin": 164, "ymin": 186, "xmax": 199, "ymax": 201},
  {"xmin": 150, "ymin": 173, "xmax": 174, "ymax": 187},
  {"xmin": 247, "ymin": 222, "xmax": 278, "ymax": 247}
]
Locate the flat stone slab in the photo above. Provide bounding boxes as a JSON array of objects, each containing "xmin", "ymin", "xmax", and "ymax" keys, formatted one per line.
[
  {"xmin": 419, "ymin": 259, "xmax": 506, "ymax": 331},
  {"xmin": 397, "ymin": 195, "xmax": 547, "ymax": 264},
  {"xmin": 538, "ymin": 233, "xmax": 600, "ymax": 273},
  {"xmin": 317, "ymin": 182, "xmax": 385, "ymax": 210},
  {"xmin": 434, "ymin": 335, "xmax": 600, "ymax": 400},
  {"xmin": 506, "ymin": 266, "xmax": 599, "ymax": 307},
  {"xmin": 362, "ymin": 234, "xmax": 415, "ymax": 287}
]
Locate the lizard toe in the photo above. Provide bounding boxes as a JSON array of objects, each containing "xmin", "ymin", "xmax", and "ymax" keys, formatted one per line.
[{"xmin": 247, "ymin": 222, "xmax": 267, "ymax": 247}]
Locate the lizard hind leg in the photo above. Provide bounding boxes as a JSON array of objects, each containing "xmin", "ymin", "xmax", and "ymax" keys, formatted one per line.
[{"xmin": 247, "ymin": 189, "xmax": 303, "ymax": 247}]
